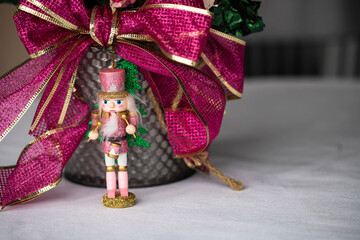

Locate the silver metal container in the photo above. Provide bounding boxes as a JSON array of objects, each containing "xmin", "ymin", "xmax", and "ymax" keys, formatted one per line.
[{"xmin": 64, "ymin": 47, "xmax": 194, "ymax": 188}]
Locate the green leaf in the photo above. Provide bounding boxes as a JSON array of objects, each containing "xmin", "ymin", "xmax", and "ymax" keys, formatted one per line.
[
  {"xmin": 117, "ymin": 60, "xmax": 143, "ymax": 93},
  {"xmin": 137, "ymin": 125, "xmax": 148, "ymax": 134},
  {"xmin": 127, "ymin": 89, "xmax": 135, "ymax": 95},
  {"xmin": 133, "ymin": 82, "xmax": 142, "ymax": 90},
  {"xmin": 138, "ymin": 108, "xmax": 147, "ymax": 115},
  {"xmin": 127, "ymin": 132, "xmax": 151, "ymax": 148},
  {"xmin": 131, "ymin": 134, "xmax": 151, "ymax": 147},
  {"xmin": 212, "ymin": 0, "xmax": 265, "ymax": 37},
  {"xmin": 116, "ymin": 60, "xmax": 150, "ymax": 148}
]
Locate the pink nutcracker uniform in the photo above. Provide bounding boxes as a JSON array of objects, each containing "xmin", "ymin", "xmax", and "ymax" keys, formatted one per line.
[{"xmin": 100, "ymin": 111, "xmax": 137, "ymax": 160}]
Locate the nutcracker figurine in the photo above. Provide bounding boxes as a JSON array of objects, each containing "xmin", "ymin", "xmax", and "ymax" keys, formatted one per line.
[{"xmin": 88, "ymin": 68, "xmax": 139, "ymax": 208}]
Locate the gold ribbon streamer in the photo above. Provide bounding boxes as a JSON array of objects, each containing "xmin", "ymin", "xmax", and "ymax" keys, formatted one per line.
[
  {"xmin": 25, "ymin": 0, "xmax": 88, "ymax": 33},
  {"xmin": 117, "ymin": 34, "xmax": 153, "ymax": 42},
  {"xmin": 0, "ymin": 59, "xmax": 58, "ymax": 142},
  {"xmin": 107, "ymin": 10, "xmax": 118, "ymax": 46},
  {"xmin": 171, "ymin": 84, "xmax": 184, "ymax": 110},
  {"xmin": 18, "ymin": 5, "xmax": 66, "ymax": 29},
  {"xmin": 89, "ymin": 6, "xmax": 103, "ymax": 46},
  {"xmin": 142, "ymin": 4, "xmax": 213, "ymax": 16},
  {"xmin": 30, "ymin": 37, "xmax": 87, "ymax": 132},
  {"xmin": 210, "ymin": 28, "xmax": 246, "ymax": 46},
  {"xmin": 29, "ymin": 33, "xmax": 78, "ymax": 59},
  {"xmin": 30, "ymin": 65, "xmax": 67, "ymax": 132},
  {"xmin": 116, "ymin": 34, "xmax": 198, "ymax": 67},
  {"xmin": 200, "ymin": 29, "xmax": 246, "ymax": 99},
  {"xmin": 201, "ymin": 53, "xmax": 243, "ymax": 99},
  {"xmin": 57, "ymin": 66, "xmax": 78, "ymax": 127}
]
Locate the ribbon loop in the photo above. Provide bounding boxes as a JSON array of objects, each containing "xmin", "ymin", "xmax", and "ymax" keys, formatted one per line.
[{"xmin": 89, "ymin": 5, "xmax": 118, "ymax": 47}]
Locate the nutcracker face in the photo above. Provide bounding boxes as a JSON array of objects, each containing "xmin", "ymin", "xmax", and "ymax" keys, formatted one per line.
[{"xmin": 100, "ymin": 97, "xmax": 128, "ymax": 112}]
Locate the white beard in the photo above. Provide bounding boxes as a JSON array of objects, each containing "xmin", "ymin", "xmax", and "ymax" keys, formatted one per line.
[{"xmin": 100, "ymin": 112, "xmax": 118, "ymax": 137}]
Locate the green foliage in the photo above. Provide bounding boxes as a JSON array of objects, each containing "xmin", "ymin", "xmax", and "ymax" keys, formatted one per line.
[
  {"xmin": 117, "ymin": 60, "xmax": 142, "ymax": 95},
  {"xmin": 212, "ymin": 0, "xmax": 264, "ymax": 37},
  {"xmin": 117, "ymin": 60, "xmax": 150, "ymax": 148},
  {"xmin": 138, "ymin": 107, "xmax": 147, "ymax": 115},
  {"xmin": 84, "ymin": 121, "xmax": 92, "ymax": 138},
  {"xmin": 127, "ymin": 133, "xmax": 151, "ymax": 148},
  {"xmin": 136, "ymin": 124, "xmax": 148, "ymax": 134},
  {"xmin": 126, "ymin": 124, "xmax": 151, "ymax": 148}
]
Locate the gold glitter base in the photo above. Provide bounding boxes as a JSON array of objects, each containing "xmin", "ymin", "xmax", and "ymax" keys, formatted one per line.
[{"xmin": 102, "ymin": 192, "xmax": 136, "ymax": 208}]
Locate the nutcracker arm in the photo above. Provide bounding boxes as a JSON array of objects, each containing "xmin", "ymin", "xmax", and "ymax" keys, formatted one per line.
[
  {"xmin": 128, "ymin": 112, "xmax": 138, "ymax": 129},
  {"xmin": 87, "ymin": 121, "xmax": 102, "ymax": 142},
  {"xmin": 88, "ymin": 110, "xmax": 102, "ymax": 142},
  {"xmin": 91, "ymin": 110, "xmax": 100, "ymax": 129},
  {"xmin": 90, "ymin": 121, "xmax": 103, "ymax": 132},
  {"xmin": 121, "ymin": 112, "xmax": 137, "ymax": 138}
]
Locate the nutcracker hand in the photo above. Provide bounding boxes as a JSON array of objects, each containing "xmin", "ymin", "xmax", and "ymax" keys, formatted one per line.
[
  {"xmin": 88, "ymin": 131, "xmax": 99, "ymax": 140},
  {"xmin": 126, "ymin": 124, "xmax": 136, "ymax": 135}
]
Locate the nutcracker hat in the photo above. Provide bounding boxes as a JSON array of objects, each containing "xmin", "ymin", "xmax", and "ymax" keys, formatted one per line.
[{"xmin": 98, "ymin": 68, "xmax": 128, "ymax": 98}]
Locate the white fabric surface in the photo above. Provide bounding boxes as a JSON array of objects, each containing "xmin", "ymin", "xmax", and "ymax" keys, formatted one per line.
[{"xmin": 1, "ymin": 79, "xmax": 360, "ymax": 240}]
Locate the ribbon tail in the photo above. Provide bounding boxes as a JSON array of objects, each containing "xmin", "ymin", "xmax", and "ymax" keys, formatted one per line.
[
  {"xmin": 0, "ymin": 100, "xmax": 88, "ymax": 209},
  {"xmin": 201, "ymin": 29, "xmax": 246, "ymax": 100},
  {"xmin": 0, "ymin": 60, "xmax": 89, "ymax": 208},
  {"xmin": 0, "ymin": 38, "xmax": 91, "ymax": 209},
  {"xmin": 28, "ymin": 38, "xmax": 92, "ymax": 136},
  {"xmin": 0, "ymin": 53, "xmax": 60, "ymax": 142}
]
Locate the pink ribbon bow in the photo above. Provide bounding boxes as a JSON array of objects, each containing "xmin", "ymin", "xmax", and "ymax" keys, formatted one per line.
[{"xmin": 0, "ymin": 0, "xmax": 245, "ymax": 209}]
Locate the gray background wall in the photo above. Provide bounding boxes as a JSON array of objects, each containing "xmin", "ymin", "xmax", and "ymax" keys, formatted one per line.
[
  {"xmin": 242, "ymin": 0, "xmax": 360, "ymax": 77},
  {"xmin": 0, "ymin": 4, "xmax": 28, "ymax": 76},
  {"xmin": 246, "ymin": 0, "xmax": 359, "ymax": 40}
]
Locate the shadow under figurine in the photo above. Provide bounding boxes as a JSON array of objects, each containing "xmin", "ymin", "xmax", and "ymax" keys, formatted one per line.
[{"xmin": 88, "ymin": 68, "xmax": 140, "ymax": 208}]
